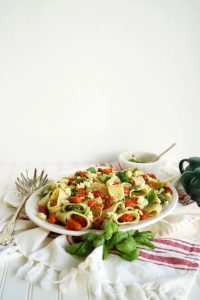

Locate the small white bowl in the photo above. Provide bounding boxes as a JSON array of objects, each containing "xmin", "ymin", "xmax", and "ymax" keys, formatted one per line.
[{"xmin": 119, "ymin": 151, "xmax": 160, "ymax": 174}]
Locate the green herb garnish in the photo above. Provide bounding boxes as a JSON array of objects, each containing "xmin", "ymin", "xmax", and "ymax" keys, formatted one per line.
[
  {"xmin": 66, "ymin": 221, "xmax": 156, "ymax": 261},
  {"xmin": 116, "ymin": 170, "xmax": 129, "ymax": 183},
  {"xmin": 87, "ymin": 167, "xmax": 97, "ymax": 173}
]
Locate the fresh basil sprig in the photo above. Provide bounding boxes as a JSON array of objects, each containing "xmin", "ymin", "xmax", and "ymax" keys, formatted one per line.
[{"xmin": 66, "ymin": 220, "xmax": 156, "ymax": 261}]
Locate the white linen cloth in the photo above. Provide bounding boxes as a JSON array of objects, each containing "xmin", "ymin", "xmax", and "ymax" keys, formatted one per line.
[{"xmin": 0, "ymin": 162, "xmax": 200, "ymax": 300}]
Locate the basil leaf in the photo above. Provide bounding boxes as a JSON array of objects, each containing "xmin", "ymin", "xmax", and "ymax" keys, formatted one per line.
[
  {"xmin": 97, "ymin": 174, "xmax": 110, "ymax": 183},
  {"xmin": 116, "ymin": 170, "xmax": 129, "ymax": 183},
  {"xmin": 83, "ymin": 232, "xmax": 97, "ymax": 242},
  {"xmin": 133, "ymin": 231, "xmax": 156, "ymax": 239},
  {"xmin": 119, "ymin": 249, "xmax": 140, "ymax": 261},
  {"xmin": 67, "ymin": 205, "xmax": 82, "ymax": 211},
  {"xmin": 103, "ymin": 243, "xmax": 109, "ymax": 260},
  {"xmin": 87, "ymin": 167, "xmax": 97, "ymax": 173},
  {"xmin": 158, "ymin": 193, "xmax": 170, "ymax": 203},
  {"xmin": 134, "ymin": 236, "xmax": 155, "ymax": 249},
  {"xmin": 102, "ymin": 220, "xmax": 118, "ymax": 240},
  {"xmin": 147, "ymin": 190, "xmax": 157, "ymax": 205},
  {"xmin": 66, "ymin": 242, "xmax": 83, "ymax": 255},
  {"xmin": 107, "ymin": 232, "xmax": 129, "ymax": 249},
  {"xmin": 75, "ymin": 241, "xmax": 94, "ymax": 257},
  {"xmin": 93, "ymin": 235, "xmax": 105, "ymax": 248},
  {"xmin": 116, "ymin": 237, "xmax": 136, "ymax": 254}
]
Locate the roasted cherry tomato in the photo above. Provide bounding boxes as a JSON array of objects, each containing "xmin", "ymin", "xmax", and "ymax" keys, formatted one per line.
[
  {"xmin": 87, "ymin": 200, "xmax": 99, "ymax": 207},
  {"xmin": 125, "ymin": 197, "xmax": 138, "ymax": 208},
  {"xmin": 140, "ymin": 210, "xmax": 149, "ymax": 220},
  {"xmin": 146, "ymin": 181, "xmax": 159, "ymax": 189},
  {"xmin": 103, "ymin": 194, "xmax": 113, "ymax": 209},
  {"xmin": 93, "ymin": 190, "xmax": 105, "ymax": 198},
  {"xmin": 69, "ymin": 196, "xmax": 82, "ymax": 203},
  {"xmin": 141, "ymin": 174, "xmax": 148, "ymax": 181},
  {"xmin": 164, "ymin": 186, "xmax": 173, "ymax": 194},
  {"xmin": 97, "ymin": 168, "xmax": 103, "ymax": 172},
  {"xmin": 118, "ymin": 213, "xmax": 133, "ymax": 223},
  {"xmin": 147, "ymin": 173, "xmax": 157, "ymax": 179},
  {"xmin": 102, "ymin": 168, "xmax": 112, "ymax": 175},
  {"xmin": 79, "ymin": 171, "xmax": 87, "ymax": 178},
  {"xmin": 123, "ymin": 186, "xmax": 130, "ymax": 196},
  {"xmin": 73, "ymin": 215, "xmax": 87, "ymax": 227},
  {"xmin": 93, "ymin": 216, "xmax": 106, "ymax": 229},
  {"xmin": 48, "ymin": 213, "xmax": 57, "ymax": 224},
  {"xmin": 38, "ymin": 205, "xmax": 46, "ymax": 213},
  {"xmin": 66, "ymin": 219, "xmax": 82, "ymax": 231},
  {"xmin": 76, "ymin": 188, "xmax": 86, "ymax": 198}
]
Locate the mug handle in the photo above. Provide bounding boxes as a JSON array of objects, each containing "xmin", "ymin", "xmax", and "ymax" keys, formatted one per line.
[{"xmin": 179, "ymin": 159, "xmax": 189, "ymax": 174}]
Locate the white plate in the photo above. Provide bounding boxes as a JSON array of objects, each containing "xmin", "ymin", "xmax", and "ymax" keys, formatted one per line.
[{"xmin": 25, "ymin": 169, "xmax": 179, "ymax": 236}]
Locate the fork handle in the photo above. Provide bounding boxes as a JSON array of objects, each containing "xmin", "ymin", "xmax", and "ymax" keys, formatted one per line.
[{"xmin": 0, "ymin": 194, "xmax": 30, "ymax": 245}]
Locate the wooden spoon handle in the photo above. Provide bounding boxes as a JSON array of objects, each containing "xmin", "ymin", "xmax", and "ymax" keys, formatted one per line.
[{"xmin": 151, "ymin": 143, "xmax": 176, "ymax": 162}]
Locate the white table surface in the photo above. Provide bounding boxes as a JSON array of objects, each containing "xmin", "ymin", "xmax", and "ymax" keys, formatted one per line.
[{"xmin": 0, "ymin": 162, "xmax": 199, "ymax": 300}]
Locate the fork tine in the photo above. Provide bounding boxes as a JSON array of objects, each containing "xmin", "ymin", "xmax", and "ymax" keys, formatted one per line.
[
  {"xmin": 21, "ymin": 173, "xmax": 29, "ymax": 185},
  {"xmin": 15, "ymin": 182, "xmax": 27, "ymax": 194},
  {"xmin": 39, "ymin": 170, "xmax": 44, "ymax": 182},
  {"xmin": 41, "ymin": 174, "xmax": 48, "ymax": 186},
  {"xmin": 34, "ymin": 169, "xmax": 37, "ymax": 181}
]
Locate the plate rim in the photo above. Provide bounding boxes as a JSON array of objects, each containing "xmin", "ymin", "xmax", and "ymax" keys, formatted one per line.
[{"xmin": 25, "ymin": 168, "xmax": 179, "ymax": 236}]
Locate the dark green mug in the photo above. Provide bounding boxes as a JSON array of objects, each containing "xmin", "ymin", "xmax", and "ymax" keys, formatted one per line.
[
  {"xmin": 179, "ymin": 158, "xmax": 200, "ymax": 206},
  {"xmin": 179, "ymin": 157, "xmax": 200, "ymax": 173}
]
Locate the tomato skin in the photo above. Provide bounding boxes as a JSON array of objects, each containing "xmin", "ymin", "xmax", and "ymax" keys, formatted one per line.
[
  {"xmin": 79, "ymin": 171, "xmax": 87, "ymax": 178},
  {"xmin": 93, "ymin": 190, "xmax": 105, "ymax": 198},
  {"xmin": 123, "ymin": 186, "xmax": 130, "ymax": 196},
  {"xmin": 140, "ymin": 211, "xmax": 149, "ymax": 220},
  {"xmin": 146, "ymin": 181, "xmax": 159, "ymax": 189},
  {"xmin": 87, "ymin": 200, "xmax": 99, "ymax": 207},
  {"xmin": 102, "ymin": 168, "xmax": 112, "ymax": 175},
  {"xmin": 147, "ymin": 173, "xmax": 157, "ymax": 179},
  {"xmin": 93, "ymin": 216, "xmax": 106, "ymax": 229},
  {"xmin": 69, "ymin": 196, "xmax": 82, "ymax": 203},
  {"xmin": 66, "ymin": 219, "xmax": 82, "ymax": 231},
  {"xmin": 125, "ymin": 197, "xmax": 138, "ymax": 208},
  {"xmin": 103, "ymin": 194, "xmax": 113, "ymax": 209},
  {"xmin": 73, "ymin": 215, "xmax": 87, "ymax": 227},
  {"xmin": 141, "ymin": 174, "xmax": 148, "ymax": 181},
  {"xmin": 164, "ymin": 186, "xmax": 173, "ymax": 194},
  {"xmin": 38, "ymin": 205, "xmax": 46, "ymax": 213},
  {"xmin": 118, "ymin": 213, "xmax": 133, "ymax": 223},
  {"xmin": 76, "ymin": 188, "xmax": 86, "ymax": 198},
  {"xmin": 48, "ymin": 213, "xmax": 57, "ymax": 224}
]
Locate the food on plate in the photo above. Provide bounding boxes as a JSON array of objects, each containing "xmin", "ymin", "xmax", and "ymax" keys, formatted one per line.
[{"xmin": 37, "ymin": 166, "xmax": 173, "ymax": 230}]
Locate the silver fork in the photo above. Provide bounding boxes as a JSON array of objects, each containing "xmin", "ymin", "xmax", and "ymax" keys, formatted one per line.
[{"xmin": 0, "ymin": 169, "xmax": 48, "ymax": 246}]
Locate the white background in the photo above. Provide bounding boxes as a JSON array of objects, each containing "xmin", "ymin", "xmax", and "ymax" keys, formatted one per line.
[{"xmin": 0, "ymin": 0, "xmax": 199, "ymax": 164}]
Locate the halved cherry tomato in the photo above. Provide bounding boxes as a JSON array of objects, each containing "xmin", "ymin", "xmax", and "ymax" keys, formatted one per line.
[
  {"xmin": 73, "ymin": 215, "xmax": 87, "ymax": 227},
  {"xmin": 118, "ymin": 213, "xmax": 133, "ymax": 223},
  {"xmin": 123, "ymin": 186, "xmax": 130, "ymax": 196},
  {"xmin": 103, "ymin": 168, "xmax": 112, "ymax": 175},
  {"xmin": 38, "ymin": 205, "xmax": 46, "ymax": 213},
  {"xmin": 48, "ymin": 213, "xmax": 57, "ymax": 224},
  {"xmin": 69, "ymin": 196, "xmax": 82, "ymax": 203},
  {"xmin": 146, "ymin": 181, "xmax": 159, "ymax": 189},
  {"xmin": 87, "ymin": 200, "xmax": 99, "ymax": 207},
  {"xmin": 140, "ymin": 211, "xmax": 149, "ymax": 220},
  {"xmin": 79, "ymin": 171, "xmax": 87, "ymax": 178},
  {"xmin": 98, "ymin": 168, "xmax": 103, "ymax": 172},
  {"xmin": 76, "ymin": 188, "xmax": 86, "ymax": 198},
  {"xmin": 66, "ymin": 219, "xmax": 82, "ymax": 231},
  {"xmin": 93, "ymin": 190, "xmax": 105, "ymax": 198},
  {"xmin": 125, "ymin": 197, "xmax": 138, "ymax": 208},
  {"xmin": 93, "ymin": 216, "xmax": 106, "ymax": 229},
  {"xmin": 141, "ymin": 174, "xmax": 148, "ymax": 181},
  {"xmin": 164, "ymin": 186, "xmax": 173, "ymax": 194},
  {"xmin": 147, "ymin": 173, "xmax": 157, "ymax": 179},
  {"xmin": 103, "ymin": 194, "xmax": 113, "ymax": 209}
]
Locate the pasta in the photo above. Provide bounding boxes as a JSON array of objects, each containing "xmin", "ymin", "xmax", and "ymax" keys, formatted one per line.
[{"xmin": 37, "ymin": 166, "xmax": 173, "ymax": 230}]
